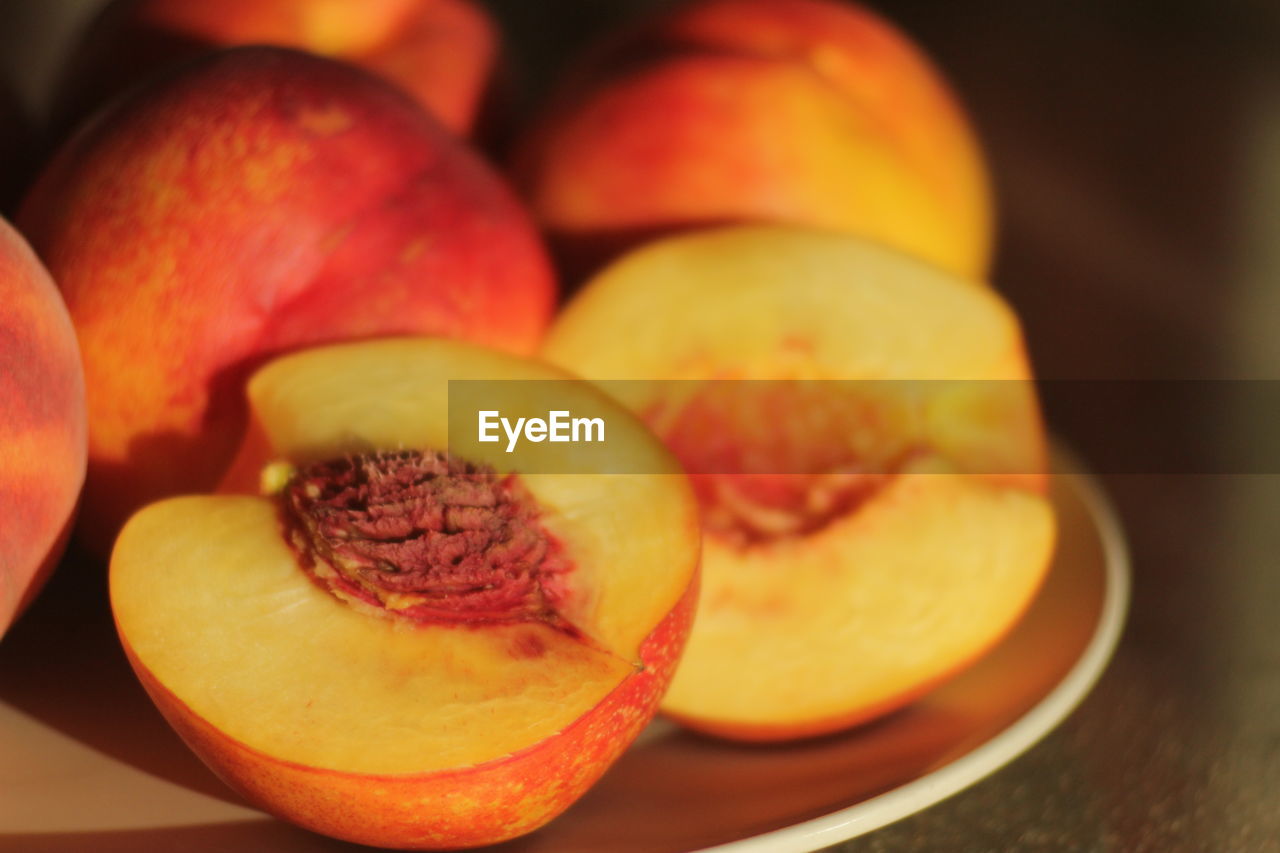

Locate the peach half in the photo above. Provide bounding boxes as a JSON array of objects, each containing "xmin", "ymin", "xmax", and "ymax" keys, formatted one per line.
[
  {"xmin": 110, "ymin": 338, "xmax": 699, "ymax": 848},
  {"xmin": 542, "ymin": 226, "xmax": 1056, "ymax": 740}
]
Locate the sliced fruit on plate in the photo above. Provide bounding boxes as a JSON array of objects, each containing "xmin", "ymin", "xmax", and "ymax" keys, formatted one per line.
[
  {"xmin": 542, "ymin": 225, "xmax": 1056, "ymax": 740},
  {"xmin": 110, "ymin": 338, "xmax": 700, "ymax": 848}
]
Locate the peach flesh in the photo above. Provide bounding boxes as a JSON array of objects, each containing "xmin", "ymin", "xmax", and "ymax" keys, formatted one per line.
[
  {"xmin": 541, "ymin": 226, "xmax": 1054, "ymax": 739},
  {"xmin": 114, "ymin": 495, "xmax": 632, "ymax": 776},
  {"xmin": 647, "ymin": 380, "xmax": 920, "ymax": 545},
  {"xmin": 111, "ymin": 338, "xmax": 701, "ymax": 846},
  {"xmin": 664, "ymin": 474, "xmax": 1053, "ymax": 741}
]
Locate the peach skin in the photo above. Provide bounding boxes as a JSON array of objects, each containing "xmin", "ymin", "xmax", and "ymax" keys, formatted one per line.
[
  {"xmin": 515, "ymin": 0, "xmax": 993, "ymax": 282},
  {"xmin": 542, "ymin": 226, "xmax": 1055, "ymax": 740},
  {"xmin": 53, "ymin": 0, "xmax": 496, "ymax": 137},
  {"xmin": 19, "ymin": 46, "xmax": 555, "ymax": 557},
  {"xmin": 0, "ymin": 216, "xmax": 86, "ymax": 636},
  {"xmin": 111, "ymin": 338, "xmax": 700, "ymax": 847}
]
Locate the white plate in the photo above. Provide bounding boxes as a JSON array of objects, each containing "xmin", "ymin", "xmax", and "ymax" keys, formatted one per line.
[{"xmin": 0, "ymin": 464, "xmax": 1128, "ymax": 852}]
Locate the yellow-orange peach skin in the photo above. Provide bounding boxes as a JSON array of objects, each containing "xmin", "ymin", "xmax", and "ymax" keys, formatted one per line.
[
  {"xmin": 515, "ymin": 0, "xmax": 992, "ymax": 281},
  {"xmin": 0, "ymin": 217, "xmax": 86, "ymax": 635},
  {"xmin": 19, "ymin": 47, "xmax": 555, "ymax": 555},
  {"xmin": 55, "ymin": 0, "xmax": 495, "ymax": 136}
]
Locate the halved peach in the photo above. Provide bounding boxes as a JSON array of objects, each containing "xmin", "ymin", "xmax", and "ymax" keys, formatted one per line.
[
  {"xmin": 541, "ymin": 226, "xmax": 1055, "ymax": 740},
  {"xmin": 110, "ymin": 338, "xmax": 699, "ymax": 848}
]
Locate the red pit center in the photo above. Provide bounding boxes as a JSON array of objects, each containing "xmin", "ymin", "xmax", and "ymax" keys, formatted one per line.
[
  {"xmin": 278, "ymin": 450, "xmax": 570, "ymax": 626},
  {"xmin": 651, "ymin": 382, "xmax": 923, "ymax": 547}
]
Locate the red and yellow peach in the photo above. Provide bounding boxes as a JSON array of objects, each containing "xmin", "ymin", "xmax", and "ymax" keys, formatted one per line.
[
  {"xmin": 20, "ymin": 46, "xmax": 556, "ymax": 555},
  {"xmin": 0, "ymin": 217, "xmax": 86, "ymax": 635},
  {"xmin": 515, "ymin": 0, "xmax": 993, "ymax": 281},
  {"xmin": 56, "ymin": 0, "xmax": 497, "ymax": 136}
]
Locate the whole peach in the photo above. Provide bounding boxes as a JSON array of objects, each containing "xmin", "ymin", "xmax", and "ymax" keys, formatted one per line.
[
  {"xmin": 0, "ymin": 217, "xmax": 86, "ymax": 635},
  {"xmin": 19, "ymin": 46, "xmax": 555, "ymax": 556},
  {"xmin": 54, "ymin": 0, "xmax": 496, "ymax": 137},
  {"xmin": 515, "ymin": 0, "xmax": 992, "ymax": 282}
]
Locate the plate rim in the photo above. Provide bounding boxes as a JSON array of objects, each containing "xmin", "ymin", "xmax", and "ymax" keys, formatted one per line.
[{"xmin": 693, "ymin": 468, "xmax": 1132, "ymax": 853}]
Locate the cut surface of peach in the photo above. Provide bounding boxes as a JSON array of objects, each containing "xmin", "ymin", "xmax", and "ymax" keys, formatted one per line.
[
  {"xmin": 541, "ymin": 226, "xmax": 1056, "ymax": 739},
  {"xmin": 110, "ymin": 338, "xmax": 699, "ymax": 847},
  {"xmin": 663, "ymin": 473, "xmax": 1052, "ymax": 736}
]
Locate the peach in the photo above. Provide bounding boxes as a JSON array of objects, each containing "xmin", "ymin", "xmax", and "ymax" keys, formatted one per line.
[
  {"xmin": 514, "ymin": 0, "xmax": 992, "ymax": 282},
  {"xmin": 54, "ymin": 0, "xmax": 496, "ymax": 136},
  {"xmin": 0, "ymin": 217, "xmax": 86, "ymax": 636},
  {"xmin": 18, "ymin": 46, "xmax": 555, "ymax": 556},
  {"xmin": 110, "ymin": 338, "xmax": 700, "ymax": 847},
  {"xmin": 542, "ymin": 226, "xmax": 1054, "ymax": 740}
]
